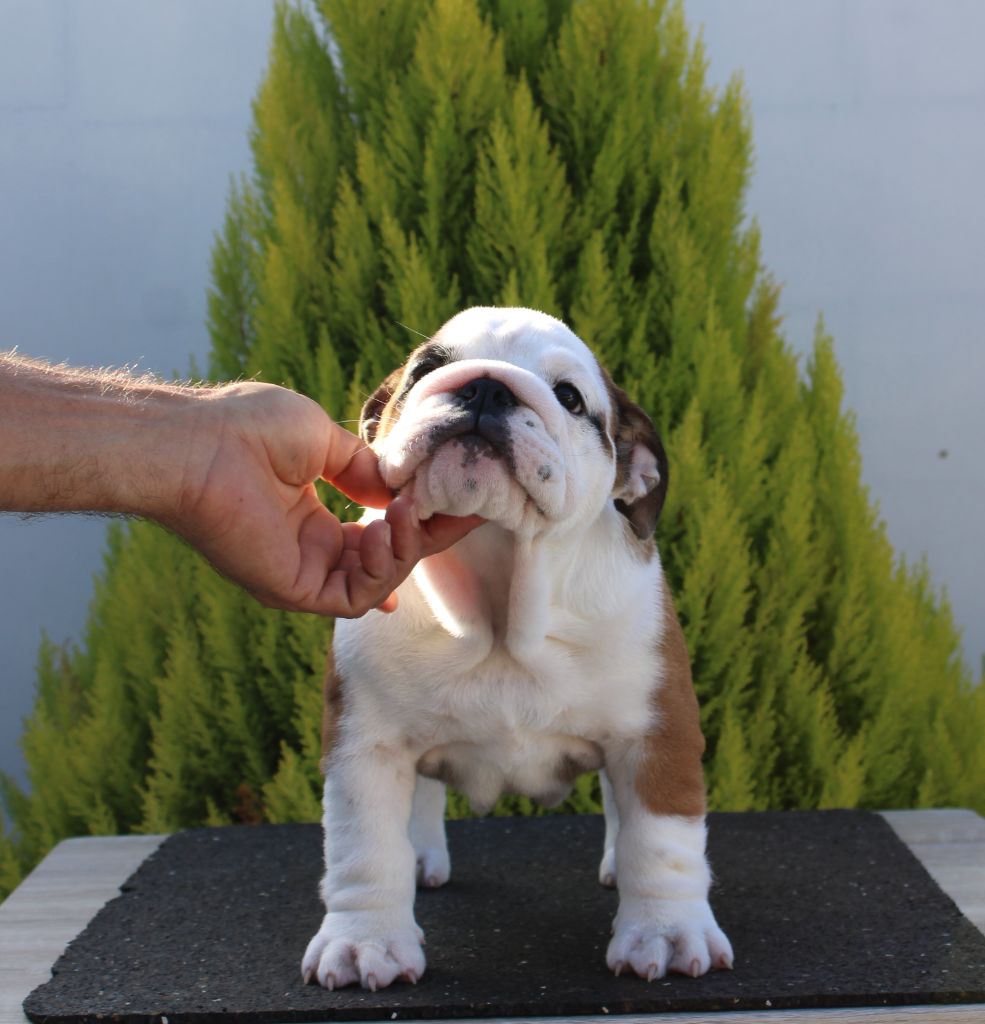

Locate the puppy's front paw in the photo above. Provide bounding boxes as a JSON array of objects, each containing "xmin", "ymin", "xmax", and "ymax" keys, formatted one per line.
[
  {"xmin": 302, "ymin": 910, "xmax": 426, "ymax": 991},
  {"xmin": 607, "ymin": 898, "xmax": 732, "ymax": 981}
]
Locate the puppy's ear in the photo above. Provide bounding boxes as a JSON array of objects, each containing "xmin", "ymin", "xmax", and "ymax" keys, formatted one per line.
[
  {"xmin": 359, "ymin": 367, "xmax": 404, "ymax": 445},
  {"xmin": 608, "ymin": 380, "xmax": 668, "ymax": 540}
]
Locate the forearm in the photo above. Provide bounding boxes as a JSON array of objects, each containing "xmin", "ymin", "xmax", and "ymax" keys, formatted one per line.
[
  {"xmin": 0, "ymin": 351, "xmax": 482, "ymax": 616},
  {"xmin": 0, "ymin": 351, "xmax": 207, "ymax": 521}
]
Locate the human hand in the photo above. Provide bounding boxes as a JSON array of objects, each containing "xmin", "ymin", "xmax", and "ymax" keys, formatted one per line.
[{"xmin": 168, "ymin": 381, "xmax": 482, "ymax": 616}]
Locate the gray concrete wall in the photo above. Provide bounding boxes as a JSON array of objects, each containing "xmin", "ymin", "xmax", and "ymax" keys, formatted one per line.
[{"xmin": 1, "ymin": 0, "xmax": 982, "ymax": 793}]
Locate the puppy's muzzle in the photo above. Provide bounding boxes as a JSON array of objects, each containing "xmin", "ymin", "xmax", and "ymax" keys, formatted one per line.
[
  {"xmin": 423, "ymin": 376, "xmax": 519, "ymax": 463},
  {"xmin": 377, "ymin": 357, "xmax": 570, "ymax": 529}
]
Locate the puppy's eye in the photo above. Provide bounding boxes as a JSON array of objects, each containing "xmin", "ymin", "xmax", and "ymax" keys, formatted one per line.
[
  {"xmin": 553, "ymin": 382, "xmax": 584, "ymax": 415},
  {"xmin": 409, "ymin": 360, "xmax": 437, "ymax": 384},
  {"xmin": 407, "ymin": 353, "xmax": 448, "ymax": 387}
]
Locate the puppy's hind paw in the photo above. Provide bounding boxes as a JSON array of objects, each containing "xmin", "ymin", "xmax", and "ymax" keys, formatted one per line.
[
  {"xmin": 598, "ymin": 847, "xmax": 617, "ymax": 888},
  {"xmin": 415, "ymin": 846, "xmax": 451, "ymax": 889}
]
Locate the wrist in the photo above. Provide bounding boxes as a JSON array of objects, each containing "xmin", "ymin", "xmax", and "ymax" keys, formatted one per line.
[{"xmin": 103, "ymin": 383, "xmax": 214, "ymax": 525}]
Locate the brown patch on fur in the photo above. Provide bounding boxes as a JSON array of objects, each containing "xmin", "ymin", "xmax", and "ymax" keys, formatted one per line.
[
  {"xmin": 634, "ymin": 574, "xmax": 707, "ymax": 817},
  {"xmin": 630, "ymin": 533, "xmax": 658, "ymax": 564},
  {"xmin": 360, "ymin": 340, "xmax": 455, "ymax": 446},
  {"xmin": 320, "ymin": 648, "xmax": 346, "ymax": 774},
  {"xmin": 599, "ymin": 368, "xmax": 669, "ymax": 541},
  {"xmin": 359, "ymin": 366, "xmax": 405, "ymax": 444}
]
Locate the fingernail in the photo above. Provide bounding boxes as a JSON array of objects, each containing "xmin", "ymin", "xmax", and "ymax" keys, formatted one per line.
[{"xmin": 381, "ymin": 522, "xmax": 392, "ymax": 549}]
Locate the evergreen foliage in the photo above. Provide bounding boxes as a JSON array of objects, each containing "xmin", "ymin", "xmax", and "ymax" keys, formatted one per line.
[{"xmin": 2, "ymin": 0, "xmax": 982, "ymax": 897}]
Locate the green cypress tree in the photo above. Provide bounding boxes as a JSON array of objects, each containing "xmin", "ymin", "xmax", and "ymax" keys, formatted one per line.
[{"xmin": 2, "ymin": 0, "xmax": 982, "ymax": 897}]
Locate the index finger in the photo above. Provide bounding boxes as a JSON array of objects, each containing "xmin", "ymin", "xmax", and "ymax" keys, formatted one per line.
[
  {"xmin": 385, "ymin": 493, "xmax": 484, "ymax": 569},
  {"xmin": 418, "ymin": 511, "xmax": 486, "ymax": 557}
]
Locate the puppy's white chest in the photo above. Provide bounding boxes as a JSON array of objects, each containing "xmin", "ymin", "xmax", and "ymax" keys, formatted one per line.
[
  {"xmin": 334, "ymin": 500, "xmax": 663, "ymax": 818},
  {"xmin": 416, "ymin": 731, "xmax": 604, "ymax": 815},
  {"xmin": 400, "ymin": 620, "xmax": 656, "ymax": 814}
]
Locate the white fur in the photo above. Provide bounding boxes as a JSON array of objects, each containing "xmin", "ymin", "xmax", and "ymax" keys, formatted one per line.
[{"xmin": 303, "ymin": 308, "xmax": 732, "ymax": 989}]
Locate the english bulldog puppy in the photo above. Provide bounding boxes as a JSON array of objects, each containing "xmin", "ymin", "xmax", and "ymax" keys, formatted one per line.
[{"xmin": 302, "ymin": 307, "xmax": 732, "ymax": 991}]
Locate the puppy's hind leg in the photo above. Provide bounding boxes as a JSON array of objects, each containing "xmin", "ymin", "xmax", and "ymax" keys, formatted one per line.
[
  {"xmin": 409, "ymin": 776, "xmax": 451, "ymax": 888},
  {"xmin": 598, "ymin": 768, "xmax": 619, "ymax": 888}
]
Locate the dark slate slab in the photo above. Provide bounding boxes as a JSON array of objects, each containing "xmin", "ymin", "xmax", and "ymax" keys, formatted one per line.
[{"xmin": 23, "ymin": 811, "xmax": 985, "ymax": 1022}]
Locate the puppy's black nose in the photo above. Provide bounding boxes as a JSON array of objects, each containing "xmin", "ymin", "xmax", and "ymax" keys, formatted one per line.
[{"xmin": 454, "ymin": 377, "xmax": 518, "ymax": 418}]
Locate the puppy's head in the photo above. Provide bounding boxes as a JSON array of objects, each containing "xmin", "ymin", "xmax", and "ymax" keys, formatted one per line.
[{"xmin": 361, "ymin": 307, "xmax": 667, "ymax": 540}]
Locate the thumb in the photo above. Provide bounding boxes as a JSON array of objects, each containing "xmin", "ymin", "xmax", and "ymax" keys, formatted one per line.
[{"xmin": 323, "ymin": 428, "xmax": 392, "ymax": 510}]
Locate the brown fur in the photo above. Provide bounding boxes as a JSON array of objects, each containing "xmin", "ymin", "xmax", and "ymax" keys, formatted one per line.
[
  {"xmin": 634, "ymin": 574, "xmax": 707, "ymax": 818},
  {"xmin": 320, "ymin": 649, "xmax": 346, "ymax": 774},
  {"xmin": 601, "ymin": 369, "xmax": 669, "ymax": 541},
  {"xmin": 359, "ymin": 366, "xmax": 405, "ymax": 444}
]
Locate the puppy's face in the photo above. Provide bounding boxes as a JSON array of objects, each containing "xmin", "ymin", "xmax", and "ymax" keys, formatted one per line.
[{"xmin": 361, "ymin": 307, "xmax": 667, "ymax": 540}]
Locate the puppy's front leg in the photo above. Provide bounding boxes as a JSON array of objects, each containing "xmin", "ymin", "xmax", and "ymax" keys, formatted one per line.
[
  {"xmin": 604, "ymin": 752, "xmax": 732, "ymax": 980},
  {"xmin": 601, "ymin": 577, "xmax": 732, "ymax": 979},
  {"xmin": 302, "ymin": 745, "xmax": 424, "ymax": 991}
]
